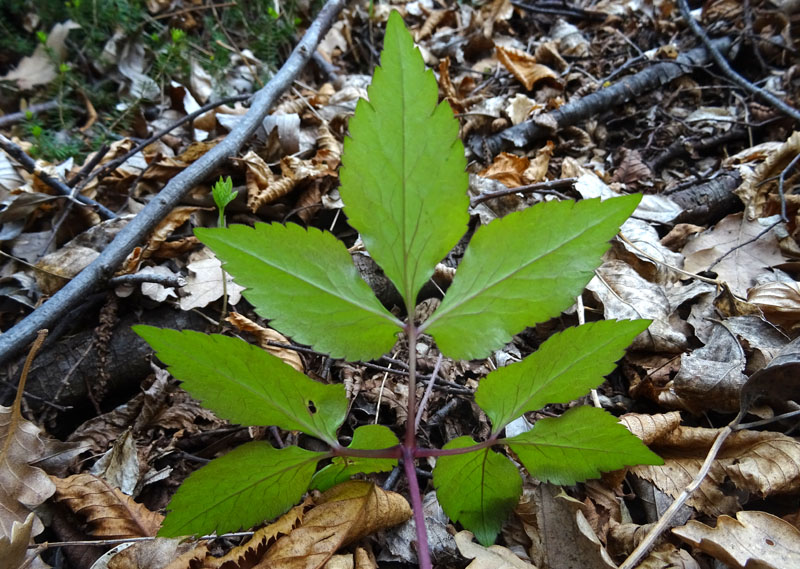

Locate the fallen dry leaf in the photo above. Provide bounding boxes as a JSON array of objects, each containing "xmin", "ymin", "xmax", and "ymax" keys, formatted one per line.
[
  {"xmin": 179, "ymin": 247, "xmax": 245, "ymax": 310},
  {"xmin": 226, "ymin": 312, "xmax": 305, "ymax": 372},
  {"xmin": 0, "ymin": 512, "xmax": 49, "ymax": 569},
  {"xmin": 672, "ymin": 511, "xmax": 800, "ymax": 569},
  {"xmin": 495, "ymin": 45, "xmax": 562, "ymax": 92},
  {"xmin": 52, "ymin": 473, "xmax": 163, "ymax": 538},
  {"xmin": 262, "ymin": 481, "xmax": 411, "ymax": 569},
  {"xmin": 0, "ymin": 405, "xmax": 56, "ymax": 539},
  {"xmin": 454, "ymin": 530, "xmax": 535, "ymax": 569},
  {"xmin": 682, "ymin": 213, "xmax": 786, "ymax": 298}
]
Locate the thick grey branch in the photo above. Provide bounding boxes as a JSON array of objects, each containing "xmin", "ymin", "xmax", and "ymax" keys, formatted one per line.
[{"xmin": 0, "ymin": 0, "xmax": 347, "ymax": 368}]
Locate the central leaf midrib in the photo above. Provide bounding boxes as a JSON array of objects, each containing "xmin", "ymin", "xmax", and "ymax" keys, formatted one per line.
[
  {"xmin": 222, "ymin": 239, "xmax": 400, "ymax": 326},
  {"xmin": 425, "ymin": 213, "xmax": 605, "ymax": 328},
  {"xmin": 181, "ymin": 348, "xmax": 331, "ymax": 441}
]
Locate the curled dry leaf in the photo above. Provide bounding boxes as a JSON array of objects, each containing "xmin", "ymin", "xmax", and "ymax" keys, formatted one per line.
[
  {"xmin": 0, "ymin": 512, "xmax": 49, "ymax": 569},
  {"xmin": 479, "ymin": 153, "xmax": 530, "ymax": 187},
  {"xmin": 262, "ymin": 481, "xmax": 411, "ymax": 569},
  {"xmin": 179, "ymin": 247, "xmax": 245, "ymax": 311},
  {"xmin": 672, "ymin": 511, "xmax": 800, "ymax": 569},
  {"xmin": 52, "ymin": 473, "xmax": 163, "ymax": 538},
  {"xmin": 625, "ymin": 416, "xmax": 800, "ymax": 516},
  {"xmin": 226, "ymin": 312, "xmax": 305, "ymax": 372},
  {"xmin": 735, "ymin": 130, "xmax": 800, "ymax": 219},
  {"xmin": 747, "ymin": 280, "xmax": 800, "ymax": 330},
  {"xmin": 106, "ymin": 537, "xmax": 209, "ymax": 569},
  {"xmin": 495, "ymin": 45, "xmax": 563, "ymax": 92},
  {"xmin": 0, "ymin": 405, "xmax": 56, "ymax": 539}
]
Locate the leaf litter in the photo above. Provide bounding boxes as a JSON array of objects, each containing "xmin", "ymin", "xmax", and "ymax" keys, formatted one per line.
[{"xmin": 2, "ymin": 0, "xmax": 800, "ymax": 567}]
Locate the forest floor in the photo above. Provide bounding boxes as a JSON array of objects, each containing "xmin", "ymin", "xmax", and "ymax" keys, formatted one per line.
[{"xmin": 2, "ymin": 0, "xmax": 800, "ymax": 568}]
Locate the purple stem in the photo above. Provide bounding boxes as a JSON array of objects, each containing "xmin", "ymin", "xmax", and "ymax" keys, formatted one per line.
[{"xmin": 403, "ymin": 445, "xmax": 432, "ymax": 569}]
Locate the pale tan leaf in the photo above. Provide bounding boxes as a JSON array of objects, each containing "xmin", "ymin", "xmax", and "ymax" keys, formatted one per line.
[
  {"xmin": 106, "ymin": 538, "xmax": 209, "ymax": 569},
  {"xmin": 203, "ymin": 500, "xmax": 308, "ymax": 568},
  {"xmin": 495, "ymin": 45, "xmax": 562, "ymax": 91},
  {"xmin": 631, "ymin": 425, "xmax": 800, "ymax": 516},
  {"xmin": 179, "ymin": 247, "xmax": 245, "ymax": 310},
  {"xmin": 52, "ymin": 473, "xmax": 163, "ymax": 538},
  {"xmin": 682, "ymin": 213, "xmax": 786, "ymax": 298},
  {"xmin": 620, "ymin": 412, "xmax": 683, "ymax": 446},
  {"xmin": 748, "ymin": 281, "xmax": 800, "ymax": 330},
  {"xmin": 226, "ymin": 312, "xmax": 305, "ymax": 372},
  {"xmin": 637, "ymin": 543, "xmax": 700, "ymax": 569},
  {"xmin": 735, "ymin": 131, "xmax": 800, "ymax": 219},
  {"xmin": 0, "ymin": 512, "xmax": 50, "ymax": 569},
  {"xmin": 262, "ymin": 481, "xmax": 411, "ymax": 569},
  {"xmin": 1, "ymin": 21, "xmax": 80, "ymax": 89},
  {"xmin": 0, "ymin": 406, "xmax": 56, "ymax": 539},
  {"xmin": 673, "ymin": 511, "xmax": 800, "ymax": 569},
  {"xmin": 454, "ymin": 530, "xmax": 535, "ymax": 569}
]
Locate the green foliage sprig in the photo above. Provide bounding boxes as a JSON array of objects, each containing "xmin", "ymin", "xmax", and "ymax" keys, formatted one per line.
[{"xmin": 134, "ymin": 12, "xmax": 661, "ymax": 568}]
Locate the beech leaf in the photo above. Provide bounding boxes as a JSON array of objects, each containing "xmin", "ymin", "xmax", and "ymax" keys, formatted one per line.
[
  {"xmin": 195, "ymin": 223, "xmax": 402, "ymax": 361},
  {"xmin": 504, "ymin": 406, "xmax": 663, "ymax": 485},
  {"xmin": 133, "ymin": 327, "xmax": 347, "ymax": 445},
  {"xmin": 476, "ymin": 320, "xmax": 650, "ymax": 434},
  {"xmin": 433, "ymin": 436, "xmax": 522, "ymax": 546},
  {"xmin": 159, "ymin": 443, "xmax": 324, "ymax": 537},
  {"xmin": 423, "ymin": 196, "xmax": 641, "ymax": 360},
  {"xmin": 339, "ymin": 10, "xmax": 469, "ymax": 308},
  {"xmin": 311, "ymin": 425, "xmax": 399, "ymax": 491}
]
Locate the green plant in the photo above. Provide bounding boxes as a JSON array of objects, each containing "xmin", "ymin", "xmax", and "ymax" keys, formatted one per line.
[
  {"xmin": 134, "ymin": 12, "xmax": 661, "ymax": 567},
  {"xmin": 211, "ymin": 175, "xmax": 238, "ymax": 321}
]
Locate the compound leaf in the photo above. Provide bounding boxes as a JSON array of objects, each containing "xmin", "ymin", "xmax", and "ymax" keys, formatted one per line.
[
  {"xmin": 339, "ymin": 10, "xmax": 469, "ymax": 309},
  {"xmin": 476, "ymin": 320, "xmax": 650, "ymax": 435},
  {"xmin": 433, "ymin": 436, "xmax": 522, "ymax": 547},
  {"xmin": 195, "ymin": 224, "xmax": 402, "ymax": 361},
  {"xmin": 133, "ymin": 327, "xmax": 346, "ymax": 445},
  {"xmin": 424, "ymin": 195, "xmax": 641, "ymax": 360},
  {"xmin": 311, "ymin": 425, "xmax": 399, "ymax": 491},
  {"xmin": 504, "ymin": 406, "xmax": 663, "ymax": 485},
  {"xmin": 159, "ymin": 443, "xmax": 323, "ymax": 537}
]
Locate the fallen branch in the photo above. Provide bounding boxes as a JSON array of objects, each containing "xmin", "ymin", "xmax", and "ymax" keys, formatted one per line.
[
  {"xmin": 678, "ymin": 0, "xmax": 800, "ymax": 124},
  {"xmin": 0, "ymin": 133, "xmax": 117, "ymax": 220},
  {"xmin": 0, "ymin": 0, "xmax": 347, "ymax": 368},
  {"xmin": 469, "ymin": 37, "xmax": 733, "ymax": 159}
]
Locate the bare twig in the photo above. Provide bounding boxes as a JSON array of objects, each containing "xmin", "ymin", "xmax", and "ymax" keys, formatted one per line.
[
  {"xmin": 471, "ymin": 38, "xmax": 734, "ymax": 158},
  {"xmin": 77, "ymin": 94, "xmax": 252, "ymax": 191},
  {"xmin": 678, "ymin": 0, "xmax": 800, "ymax": 123},
  {"xmin": 0, "ymin": 100, "xmax": 64, "ymax": 128},
  {"xmin": 107, "ymin": 273, "xmax": 187, "ymax": 288},
  {"xmin": 0, "ymin": 134, "xmax": 116, "ymax": 220},
  {"xmin": 0, "ymin": 0, "xmax": 348, "ymax": 369},
  {"xmin": 470, "ymin": 178, "xmax": 576, "ymax": 207},
  {"xmin": 619, "ymin": 411, "xmax": 744, "ymax": 569}
]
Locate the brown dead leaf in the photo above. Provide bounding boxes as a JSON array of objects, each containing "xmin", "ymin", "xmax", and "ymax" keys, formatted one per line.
[
  {"xmin": 495, "ymin": 45, "xmax": 562, "ymax": 92},
  {"xmin": 203, "ymin": 501, "xmax": 308, "ymax": 568},
  {"xmin": 107, "ymin": 538, "xmax": 209, "ymax": 569},
  {"xmin": 515, "ymin": 483, "xmax": 616, "ymax": 569},
  {"xmin": 0, "ymin": 512, "xmax": 49, "ymax": 569},
  {"xmin": 454, "ymin": 530, "xmax": 536, "ymax": 569},
  {"xmin": 226, "ymin": 312, "xmax": 304, "ymax": 372},
  {"xmin": 682, "ymin": 213, "xmax": 786, "ymax": 298},
  {"xmin": 0, "ymin": 405, "xmax": 56, "ymax": 539},
  {"xmin": 748, "ymin": 280, "xmax": 800, "ymax": 330},
  {"xmin": 673, "ymin": 511, "xmax": 800, "ymax": 569},
  {"xmin": 736, "ymin": 131, "xmax": 800, "ymax": 219},
  {"xmin": 479, "ymin": 152, "xmax": 530, "ymax": 187},
  {"xmin": 628, "ymin": 420, "xmax": 800, "ymax": 516},
  {"xmin": 135, "ymin": 206, "xmax": 202, "ymax": 263},
  {"xmin": 262, "ymin": 481, "xmax": 411, "ymax": 569},
  {"xmin": 636, "ymin": 543, "xmax": 700, "ymax": 569},
  {"xmin": 52, "ymin": 473, "xmax": 163, "ymax": 538}
]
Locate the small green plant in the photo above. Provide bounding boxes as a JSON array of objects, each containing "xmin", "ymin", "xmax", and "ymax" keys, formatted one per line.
[
  {"xmin": 211, "ymin": 175, "xmax": 238, "ymax": 321},
  {"xmin": 134, "ymin": 12, "xmax": 661, "ymax": 567}
]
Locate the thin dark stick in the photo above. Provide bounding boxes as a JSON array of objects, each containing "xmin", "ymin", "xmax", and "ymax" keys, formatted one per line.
[
  {"xmin": 107, "ymin": 273, "xmax": 187, "ymax": 288},
  {"xmin": 76, "ymin": 94, "xmax": 252, "ymax": 192},
  {"xmin": 677, "ymin": 0, "xmax": 800, "ymax": 123},
  {"xmin": 0, "ymin": 0, "xmax": 348, "ymax": 369},
  {"xmin": 470, "ymin": 178, "xmax": 576, "ymax": 207},
  {"xmin": 0, "ymin": 134, "xmax": 116, "ymax": 220}
]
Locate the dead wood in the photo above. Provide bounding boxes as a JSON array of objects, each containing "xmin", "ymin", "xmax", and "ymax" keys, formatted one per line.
[
  {"xmin": 668, "ymin": 170, "xmax": 743, "ymax": 226},
  {"xmin": 469, "ymin": 37, "xmax": 733, "ymax": 159},
  {"xmin": 16, "ymin": 306, "xmax": 208, "ymax": 420},
  {"xmin": 0, "ymin": 0, "xmax": 347, "ymax": 370}
]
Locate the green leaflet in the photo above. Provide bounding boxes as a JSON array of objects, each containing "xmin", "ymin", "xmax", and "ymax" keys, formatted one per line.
[
  {"xmin": 433, "ymin": 436, "xmax": 522, "ymax": 547},
  {"xmin": 339, "ymin": 10, "xmax": 469, "ymax": 309},
  {"xmin": 195, "ymin": 224, "xmax": 402, "ymax": 361},
  {"xmin": 476, "ymin": 320, "xmax": 650, "ymax": 435},
  {"xmin": 133, "ymin": 327, "xmax": 347, "ymax": 445},
  {"xmin": 504, "ymin": 406, "xmax": 663, "ymax": 485},
  {"xmin": 159, "ymin": 443, "xmax": 323, "ymax": 537},
  {"xmin": 311, "ymin": 424, "xmax": 399, "ymax": 491},
  {"xmin": 423, "ymin": 195, "xmax": 641, "ymax": 360}
]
